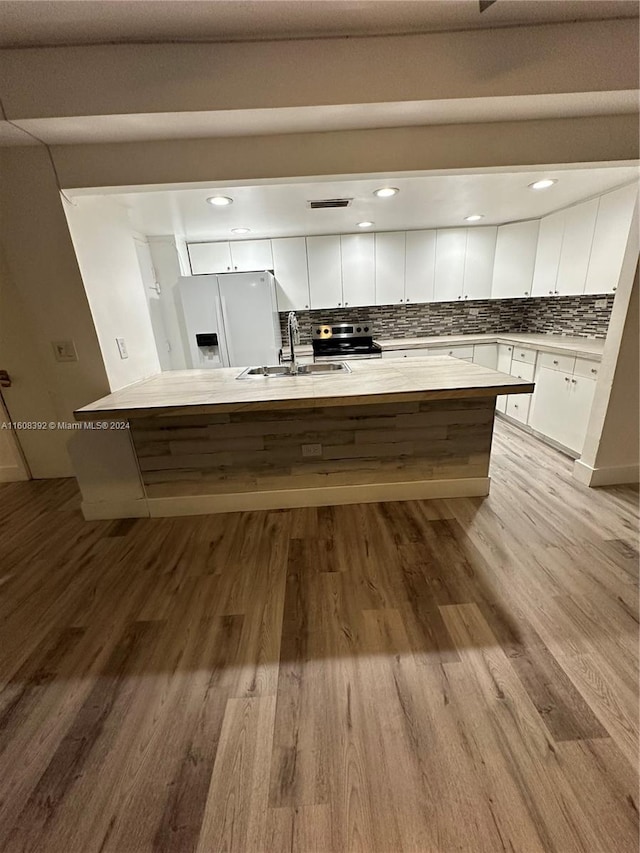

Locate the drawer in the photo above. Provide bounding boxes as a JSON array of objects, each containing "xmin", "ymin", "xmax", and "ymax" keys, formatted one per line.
[
  {"xmin": 381, "ymin": 349, "xmax": 412, "ymax": 359},
  {"xmin": 429, "ymin": 345, "xmax": 475, "ymax": 359},
  {"xmin": 506, "ymin": 394, "xmax": 531, "ymax": 424},
  {"xmin": 509, "ymin": 361, "xmax": 535, "ymax": 382},
  {"xmin": 573, "ymin": 357, "xmax": 600, "ymax": 380},
  {"xmin": 539, "ymin": 351, "xmax": 576, "ymax": 373},
  {"xmin": 512, "ymin": 347, "xmax": 537, "ymax": 365}
]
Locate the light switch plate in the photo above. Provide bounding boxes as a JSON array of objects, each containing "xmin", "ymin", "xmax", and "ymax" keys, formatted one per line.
[
  {"xmin": 116, "ymin": 337, "xmax": 129, "ymax": 359},
  {"xmin": 52, "ymin": 340, "xmax": 78, "ymax": 362}
]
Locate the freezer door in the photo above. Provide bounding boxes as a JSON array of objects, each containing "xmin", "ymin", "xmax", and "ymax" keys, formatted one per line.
[
  {"xmin": 217, "ymin": 273, "xmax": 281, "ymax": 367},
  {"xmin": 178, "ymin": 275, "xmax": 230, "ymax": 369}
]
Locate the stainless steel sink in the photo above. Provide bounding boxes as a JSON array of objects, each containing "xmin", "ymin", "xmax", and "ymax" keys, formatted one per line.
[
  {"xmin": 297, "ymin": 362, "xmax": 351, "ymax": 375},
  {"xmin": 236, "ymin": 362, "xmax": 351, "ymax": 379}
]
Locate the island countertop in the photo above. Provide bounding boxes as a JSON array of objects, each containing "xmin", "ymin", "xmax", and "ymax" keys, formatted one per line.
[{"xmin": 75, "ymin": 356, "xmax": 534, "ymax": 421}]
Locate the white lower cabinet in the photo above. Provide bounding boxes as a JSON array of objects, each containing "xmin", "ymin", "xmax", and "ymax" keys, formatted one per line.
[
  {"xmin": 506, "ymin": 394, "xmax": 531, "ymax": 425},
  {"xmin": 472, "ymin": 343, "xmax": 498, "ymax": 369},
  {"xmin": 529, "ymin": 367, "xmax": 597, "ymax": 453},
  {"xmin": 495, "ymin": 343, "xmax": 513, "ymax": 413}
]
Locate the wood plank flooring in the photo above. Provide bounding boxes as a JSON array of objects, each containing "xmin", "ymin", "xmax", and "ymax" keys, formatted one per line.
[{"xmin": 0, "ymin": 419, "xmax": 637, "ymax": 852}]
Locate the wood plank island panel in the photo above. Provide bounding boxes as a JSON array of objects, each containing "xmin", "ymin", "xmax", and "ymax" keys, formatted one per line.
[{"xmin": 131, "ymin": 398, "xmax": 494, "ymax": 499}]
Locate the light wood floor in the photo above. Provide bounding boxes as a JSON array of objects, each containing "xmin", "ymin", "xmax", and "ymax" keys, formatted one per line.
[{"xmin": 0, "ymin": 419, "xmax": 637, "ymax": 852}]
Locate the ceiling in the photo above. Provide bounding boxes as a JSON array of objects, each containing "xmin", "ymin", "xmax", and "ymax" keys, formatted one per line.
[
  {"xmin": 0, "ymin": 0, "xmax": 637, "ymax": 48},
  {"xmin": 3, "ymin": 91, "xmax": 636, "ymax": 148},
  {"xmin": 73, "ymin": 166, "xmax": 640, "ymax": 242}
]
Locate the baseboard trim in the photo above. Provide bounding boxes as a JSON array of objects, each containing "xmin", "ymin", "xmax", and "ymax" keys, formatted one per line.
[
  {"xmin": 573, "ymin": 459, "xmax": 639, "ymax": 487},
  {"xmin": 0, "ymin": 465, "xmax": 29, "ymax": 483},
  {"xmin": 81, "ymin": 499, "xmax": 150, "ymax": 520},
  {"xmin": 145, "ymin": 477, "xmax": 491, "ymax": 518}
]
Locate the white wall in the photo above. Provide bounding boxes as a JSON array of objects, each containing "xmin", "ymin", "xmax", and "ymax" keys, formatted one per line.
[
  {"xmin": 147, "ymin": 236, "xmax": 189, "ymax": 370},
  {"xmin": 63, "ymin": 196, "xmax": 161, "ymax": 390}
]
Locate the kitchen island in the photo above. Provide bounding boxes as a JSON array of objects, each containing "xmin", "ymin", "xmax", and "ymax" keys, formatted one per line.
[{"xmin": 72, "ymin": 356, "xmax": 533, "ymax": 519}]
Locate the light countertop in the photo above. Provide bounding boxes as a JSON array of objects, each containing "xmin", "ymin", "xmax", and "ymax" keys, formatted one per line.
[
  {"xmin": 374, "ymin": 333, "xmax": 605, "ymax": 359},
  {"xmin": 75, "ymin": 356, "xmax": 534, "ymax": 421}
]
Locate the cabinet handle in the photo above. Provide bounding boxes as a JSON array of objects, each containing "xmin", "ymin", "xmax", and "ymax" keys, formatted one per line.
[
  {"xmin": 564, "ymin": 377, "xmax": 570, "ymax": 382},
  {"xmin": 406, "ymin": 298, "xmax": 410, "ymax": 302},
  {"xmin": 457, "ymin": 295, "xmax": 462, "ymax": 300},
  {"xmin": 554, "ymin": 290, "xmax": 559, "ymax": 295},
  {"xmin": 553, "ymin": 360, "xmax": 559, "ymax": 365},
  {"xmin": 338, "ymin": 303, "xmax": 341, "ymax": 307},
  {"xmin": 226, "ymin": 266, "xmax": 231, "ymax": 271},
  {"xmin": 548, "ymin": 290, "xmax": 553, "ymax": 295},
  {"xmin": 400, "ymin": 299, "xmax": 404, "ymax": 302},
  {"xmin": 345, "ymin": 302, "xmax": 349, "ymax": 306},
  {"xmin": 571, "ymin": 378, "xmax": 577, "ymax": 384},
  {"xmin": 464, "ymin": 295, "xmax": 468, "ymax": 299},
  {"xmin": 590, "ymin": 368, "xmax": 597, "ymax": 374},
  {"xmin": 613, "ymin": 287, "xmax": 617, "ymax": 292},
  {"xmin": 524, "ymin": 291, "xmax": 529, "ymax": 296},
  {"xmin": 305, "ymin": 304, "xmax": 308, "ymax": 309}
]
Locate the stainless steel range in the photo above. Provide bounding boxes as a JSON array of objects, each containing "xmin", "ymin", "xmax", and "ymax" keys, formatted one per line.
[{"xmin": 312, "ymin": 322, "xmax": 382, "ymax": 361}]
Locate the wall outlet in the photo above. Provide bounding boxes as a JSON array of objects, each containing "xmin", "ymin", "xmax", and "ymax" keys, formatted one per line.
[
  {"xmin": 51, "ymin": 340, "xmax": 78, "ymax": 362},
  {"xmin": 302, "ymin": 443, "xmax": 322, "ymax": 458},
  {"xmin": 468, "ymin": 307, "xmax": 480, "ymax": 316},
  {"xmin": 595, "ymin": 298, "xmax": 607, "ymax": 309},
  {"xmin": 116, "ymin": 337, "xmax": 129, "ymax": 359}
]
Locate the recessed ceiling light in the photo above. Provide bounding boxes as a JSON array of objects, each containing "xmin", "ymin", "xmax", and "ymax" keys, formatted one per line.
[
  {"xmin": 464, "ymin": 214, "xmax": 484, "ymax": 222},
  {"xmin": 207, "ymin": 195, "xmax": 233, "ymax": 206},
  {"xmin": 373, "ymin": 187, "xmax": 399, "ymax": 198},
  {"xmin": 357, "ymin": 221, "xmax": 374, "ymax": 228},
  {"xmin": 231, "ymin": 227, "xmax": 250, "ymax": 234},
  {"xmin": 528, "ymin": 179, "xmax": 557, "ymax": 191}
]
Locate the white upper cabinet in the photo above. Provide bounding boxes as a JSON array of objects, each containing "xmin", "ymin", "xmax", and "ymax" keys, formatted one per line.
[
  {"xmin": 584, "ymin": 183, "xmax": 638, "ymax": 295},
  {"xmin": 531, "ymin": 209, "xmax": 564, "ymax": 297},
  {"xmin": 434, "ymin": 229, "xmax": 467, "ymax": 302},
  {"xmin": 375, "ymin": 232, "xmax": 406, "ymax": 305},
  {"xmin": 555, "ymin": 198, "xmax": 598, "ymax": 296},
  {"xmin": 229, "ymin": 239, "xmax": 273, "ymax": 272},
  {"xmin": 188, "ymin": 241, "xmax": 233, "ymax": 274},
  {"xmin": 340, "ymin": 234, "xmax": 375, "ymax": 307},
  {"xmin": 463, "ymin": 226, "xmax": 497, "ymax": 301},
  {"xmin": 307, "ymin": 235, "xmax": 343, "ymax": 309},
  {"xmin": 491, "ymin": 220, "xmax": 539, "ymax": 299},
  {"xmin": 272, "ymin": 237, "xmax": 310, "ymax": 312},
  {"xmin": 187, "ymin": 240, "xmax": 273, "ymax": 274},
  {"xmin": 405, "ymin": 230, "xmax": 436, "ymax": 304}
]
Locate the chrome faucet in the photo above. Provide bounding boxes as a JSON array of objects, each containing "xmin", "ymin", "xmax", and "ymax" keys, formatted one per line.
[{"xmin": 287, "ymin": 311, "xmax": 300, "ymax": 374}]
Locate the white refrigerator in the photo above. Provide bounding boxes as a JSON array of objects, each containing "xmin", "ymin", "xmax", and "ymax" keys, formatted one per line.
[{"xmin": 179, "ymin": 272, "xmax": 282, "ymax": 369}]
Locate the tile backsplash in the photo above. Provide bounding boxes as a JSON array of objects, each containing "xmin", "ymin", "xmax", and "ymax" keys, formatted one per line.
[{"xmin": 279, "ymin": 295, "xmax": 614, "ymax": 344}]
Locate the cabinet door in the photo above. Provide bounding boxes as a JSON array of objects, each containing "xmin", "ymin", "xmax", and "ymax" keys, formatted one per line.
[
  {"xmin": 566, "ymin": 376, "xmax": 597, "ymax": 453},
  {"xmin": 375, "ymin": 232, "xmax": 406, "ymax": 305},
  {"xmin": 491, "ymin": 220, "xmax": 539, "ymax": 299},
  {"xmin": 555, "ymin": 199, "xmax": 598, "ymax": 295},
  {"xmin": 472, "ymin": 343, "xmax": 498, "ymax": 370},
  {"xmin": 307, "ymin": 236, "xmax": 343, "ymax": 309},
  {"xmin": 584, "ymin": 184, "xmax": 638, "ymax": 295},
  {"xmin": 531, "ymin": 209, "xmax": 564, "ymax": 297},
  {"xmin": 529, "ymin": 367, "xmax": 573, "ymax": 447},
  {"xmin": 434, "ymin": 229, "xmax": 467, "ymax": 302},
  {"xmin": 272, "ymin": 237, "xmax": 310, "ymax": 311},
  {"xmin": 341, "ymin": 234, "xmax": 375, "ymax": 307},
  {"xmin": 405, "ymin": 230, "xmax": 436, "ymax": 304},
  {"xmin": 229, "ymin": 239, "xmax": 273, "ymax": 272},
  {"xmin": 495, "ymin": 343, "xmax": 513, "ymax": 413},
  {"xmin": 463, "ymin": 226, "xmax": 497, "ymax": 301},
  {"xmin": 187, "ymin": 242, "xmax": 232, "ymax": 274}
]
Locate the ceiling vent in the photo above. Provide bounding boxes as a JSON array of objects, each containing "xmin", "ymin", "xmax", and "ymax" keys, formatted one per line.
[{"xmin": 307, "ymin": 198, "xmax": 353, "ymax": 209}]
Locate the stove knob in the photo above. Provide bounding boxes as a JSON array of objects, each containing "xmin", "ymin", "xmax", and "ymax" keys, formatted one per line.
[
  {"xmin": 356, "ymin": 326, "xmax": 362, "ymax": 333},
  {"xmin": 363, "ymin": 326, "xmax": 369, "ymax": 333},
  {"xmin": 323, "ymin": 328, "xmax": 330, "ymax": 334},
  {"xmin": 315, "ymin": 328, "xmax": 322, "ymax": 334}
]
